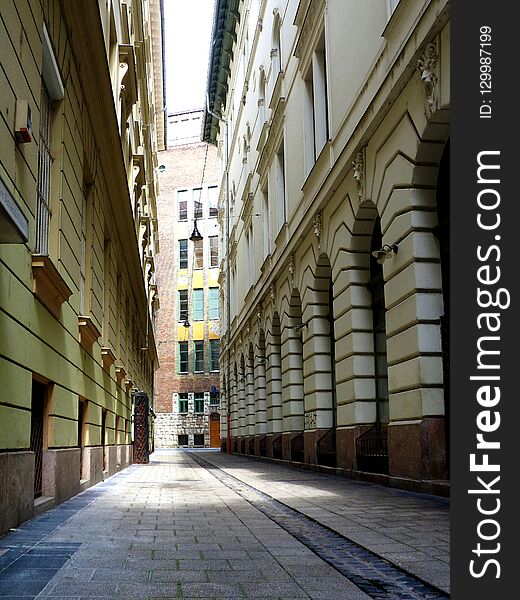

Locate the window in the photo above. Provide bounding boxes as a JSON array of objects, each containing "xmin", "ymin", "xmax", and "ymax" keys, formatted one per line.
[
  {"xmin": 179, "ymin": 239, "xmax": 188, "ymax": 269},
  {"xmin": 210, "ymin": 340, "xmax": 220, "ymax": 372},
  {"xmin": 178, "ymin": 434, "xmax": 188, "ymax": 446},
  {"xmin": 193, "ymin": 433, "xmax": 205, "ymax": 446},
  {"xmin": 194, "ymin": 392, "xmax": 205, "ymax": 413},
  {"xmin": 210, "ymin": 388, "xmax": 220, "ymax": 405},
  {"xmin": 193, "ymin": 187, "xmax": 203, "ymax": 219},
  {"xmin": 178, "ymin": 393, "xmax": 188, "ymax": 413},
  {"xmin": 194, "ymin": 341, "xmax": 204, "ymax": 372},
  {"xmin": 209, "ymin": 236, "xmax": 219, "ymax": 267},
  {"xmin": 208, "ymin": 186, "xmax": 218, "ymax": 217},
  {"xmin": 303, "ymin": 30, "xmax": 328, "ymax": 173},
  {"xmin": 246, "ymin": 226, "xmax": 254, "ymax": 287},
  {"xmin": 178, "ymin": 342, "xmax": 188, "ymax": 373},
  {"xmin": 178, "ymin": 190, "xmax": 188, "ymax": 221},
  {"xmin": 193, "ymin": 289, "xmax": 204, "ymax": 321},
  {"xmin": 193, "ymin": 239, "xmax": 203, "ymax": 268},
  {"xmin": 36, "ymin": 84, "xmax": 52, "ymax": 255},
  {"xmin": 79, "ymin": 181, "xmax": 92, "ymax": 313},
  {"xmin": 178, "ymin": 289, "xmax": 188, "ymax": 322},
  {"xmin": 209, "ymin": 287, "xmax": 219, "ymax": 319},
  {"xmin": 275, "ymin": 144, "xmax": 286, "ymax": 233},
  {"xmin": 262, "ymin": 186, "xmax": 270, "ymax": 259}
]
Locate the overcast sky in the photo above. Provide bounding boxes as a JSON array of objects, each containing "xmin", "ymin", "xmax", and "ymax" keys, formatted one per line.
[{"xmin": 164, "ymin": 0, "xmax": 216, "ymax": 114}]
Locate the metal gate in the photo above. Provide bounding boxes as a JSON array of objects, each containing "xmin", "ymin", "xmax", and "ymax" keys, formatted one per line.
[{"xmin": 133, "ymin": 391, "xmax": 150, "ymax": 464}]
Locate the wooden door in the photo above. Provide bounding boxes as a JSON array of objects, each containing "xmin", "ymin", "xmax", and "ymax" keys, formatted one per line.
[{"xmin": 209, "ymin": 413, "xmax": 220, "ymax": 448}]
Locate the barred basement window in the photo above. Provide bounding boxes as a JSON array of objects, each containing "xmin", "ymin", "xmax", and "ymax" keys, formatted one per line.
[
  {"xmin": 178, "ymin": 393, "xmax": 188, "ymax": 413},
  {"xmin": 178, "ymin": 434, "xmax": 188, "ymax": 446},
  {"xmin": 194, "ymin": 392, "xmax": 204, "ymax": 414},
  {"xmin": 194, "ymin": 341, "xmax": 204, "ymax": 372},
  {"xmin": 210, "ymin": 340, "xmax": 220, "ymax": 372},
  {"xmin": 179, "ymin": 239, "xmax": 188, "ymax": 269},
  {"xmin": 178, "ymin": 342, "xmax": 188, "ymax": 373},
  {"xmin": 178, "ymin": 289, "xmax": 188, "ymax": 322},
  {"xmin": 193, "ymin": 433, "xmax": 204, "ymax": 446}
]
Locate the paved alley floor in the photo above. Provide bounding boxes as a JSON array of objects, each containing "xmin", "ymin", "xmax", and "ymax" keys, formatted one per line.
[{"xmin": 0, "ymin": 450, "xmax": 450, "ymax": 600}]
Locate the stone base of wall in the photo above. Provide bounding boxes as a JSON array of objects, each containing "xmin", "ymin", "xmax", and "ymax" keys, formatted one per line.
[
  {"xmin": 42, "ymin": 448, "xmax": 81, "ymax": 505},
  {"xmin": 388, "ymin": 417, "xmax": 447, "ymax": 480},
  {"xmin": 0, "ymin": 451, "xmax": 34, "ymax": 537},
  {"xmin": 336, "ymin": 425, "xmax": 373, "ymax": 470},
  {"xmin": 304, "ymin": 429, "xmax": 330, "ymax": 465},
  {"xmin": 80, "ymin": 446, "xmax": 104, "ymax": 489}
]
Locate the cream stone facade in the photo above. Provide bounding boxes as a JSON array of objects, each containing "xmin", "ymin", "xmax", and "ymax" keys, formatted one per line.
[
  {"xmin": 204, "ymin": 0, "xmax": 450, "ymax": 492},
  {"xmin": 0, "ymin": 0, "xmax": 162, "ymax": 535}
]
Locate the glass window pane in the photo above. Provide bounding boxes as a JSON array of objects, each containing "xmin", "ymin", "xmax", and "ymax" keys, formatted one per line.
[
  {"xmin": 193, "ymin": 187, "xmax": 203, "ymax": 219},
  {"xmin": 194, "ymin": 239, "xmax": 203, "ymax": 268},
  {"xmin": 209, "ymin": 287, "xmax": 219, "ymax": 319},
  {"xmin": 178, "ymin": 289, "xmax": 188, "ymax": 322},
  {"xmin": 208, "ymin": 186, "xmax": 218, "ymax": 217},
  {"xmin": 178, "ymin": 190, "xmax": 188, "ymax": 221},
  {"xmin": 194, "ymin": 341, "xmax": 204, "ymax": 372},
  {"xmin": 210, "ymin": 340, "xmax": 220, "ymax": 371},
  {"xmin": 209, "ymin": 236, "xmax": 219, "ymax": 267},
  {"xmin": 193, "ymin": 289, "xmax": 204, "ymax": 320},
  {"xmin": 179, "ymin": 239, "xmax": 188, "ymax": 269},
  {"xmin": 194, "ymin": 392, "xmax": 204, "ymax": 413},
  {"xmin": 178, "ymin": 342, "xmax": 188, "ymax": 373}
]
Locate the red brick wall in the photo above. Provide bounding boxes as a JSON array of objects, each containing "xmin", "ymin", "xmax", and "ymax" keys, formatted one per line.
[{"xmin": 155, "ymin": 142, "xmax": 220, "ymax": 414}]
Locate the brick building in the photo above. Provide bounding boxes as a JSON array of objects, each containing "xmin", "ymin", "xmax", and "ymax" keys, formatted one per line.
[{"xmin": 155, "ymin": 110, "xmax": 221, "ymax": 448}]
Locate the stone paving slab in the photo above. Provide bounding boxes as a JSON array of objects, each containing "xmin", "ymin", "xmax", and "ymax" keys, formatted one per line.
[{"xmin": 0, "ymin": 449, "xmax": 450, "ymax": 599}]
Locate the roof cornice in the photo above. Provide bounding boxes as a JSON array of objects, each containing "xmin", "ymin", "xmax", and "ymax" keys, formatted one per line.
[{"xmin": 202, "ymin": 0, "xmax": 241, "ymax": 144}]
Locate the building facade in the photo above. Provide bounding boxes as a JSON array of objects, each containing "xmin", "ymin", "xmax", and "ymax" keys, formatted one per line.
[
  {"xmin": 154, "ymin": 110, "xmax": 221, "ymax": 449},
  {"xmin": 204, "ymin": 0, "xmax": 450, "ymax": 494},
  {"xmin": 0, "ymin": 0, "xmax": 163, "ymax": 536}
]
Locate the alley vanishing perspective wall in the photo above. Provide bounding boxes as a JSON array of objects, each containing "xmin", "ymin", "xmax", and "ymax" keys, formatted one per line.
[{"xmin": 0, "ymin": 0, "xmax": 164, "ymax": 536}]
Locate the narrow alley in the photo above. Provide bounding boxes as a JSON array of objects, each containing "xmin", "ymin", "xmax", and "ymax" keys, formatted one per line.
[{"xmin": 0, "ymin": 451, "xmax": 449, "ymax": 600}]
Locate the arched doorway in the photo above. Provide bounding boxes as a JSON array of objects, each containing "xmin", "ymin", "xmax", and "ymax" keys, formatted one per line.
[{"xmin": 355, "ymin": 217, "xmax": 390, "ymax": 474}]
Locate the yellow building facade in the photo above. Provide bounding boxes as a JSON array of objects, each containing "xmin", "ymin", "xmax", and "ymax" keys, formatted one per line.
[{"xmin": 0, "ymin": 0, "xmax": 163, "ymax": 536}]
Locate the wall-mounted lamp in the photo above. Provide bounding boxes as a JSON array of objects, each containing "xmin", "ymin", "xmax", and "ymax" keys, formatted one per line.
[
  {"xmin": 158, "ymin": 164, "xmax": 166, "ymax": 173},
  {"xmin": 189, "ymin": 220, "xmax": 203, "ymax": 242},
  {"xmin": 182, "ymin": 319, "xmax": 191, "ymax": 328},
  {"xmin": 371, "ymin": 244, "xmax": 398, "ymax": 265}
]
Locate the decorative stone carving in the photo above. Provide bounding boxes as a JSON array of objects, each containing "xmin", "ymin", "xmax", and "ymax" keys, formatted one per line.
[
  {"xmin": 352, "ymin": 149, "xmax": 365, "ymax": 202},
  {"xmin": 417, "ymin": 41, "xmax": 439, "ymax": 117},
  {"xmin": 288, "ymin": 254, "xmax": 295, "ymax": 288},
  {"xmin": 313, "ymin": 213, "xmax": 322, "ymax": 253},
  {"xmin": 269, "ymin": 283, "xmax": 276, "ymax": 305}
]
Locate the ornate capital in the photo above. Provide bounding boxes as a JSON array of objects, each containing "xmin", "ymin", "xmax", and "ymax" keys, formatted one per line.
[{"xmin": 417, "ymin": 41, "xmax": 439, "ymax": 118}]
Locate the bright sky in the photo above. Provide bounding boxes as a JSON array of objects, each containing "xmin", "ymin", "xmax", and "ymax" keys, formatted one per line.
[{"xmin": 164, "ymin": 0, "xmax": 216, "ymax": 114}]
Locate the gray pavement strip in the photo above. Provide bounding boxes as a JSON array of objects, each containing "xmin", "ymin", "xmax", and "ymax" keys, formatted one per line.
[{"xmin": 189, "ymin": 453, "xmax": 449, "ymax": 600}]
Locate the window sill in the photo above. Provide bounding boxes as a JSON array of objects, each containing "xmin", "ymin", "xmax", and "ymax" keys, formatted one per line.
[
  {"xmin": 78, "ymin": 315, "xmax": 101, "ymax": 351},
  {"xmin": 101, "ymin": 347, "xmax": 116, "ymax": 373},
  {"xmin": 31, "ymin": 255, "xmax": 73, "ymax": 319}
]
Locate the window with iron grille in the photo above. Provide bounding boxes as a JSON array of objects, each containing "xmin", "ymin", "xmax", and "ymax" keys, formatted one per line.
[
  {"xmin": 208, "ymin": 186, "xmax": 218, "ymax": 217},
  {"xmin": 194, "ymin": 392, "xmax": 204, "ymax": 413},
  {"xmin": 210, "ymin": 340, "xmax": 220, "ymax": 372},
  {"xmin": 193, "ymin": 238, "xmax": 203, "ymax": 268},
  {"xmin": 178, "ymin": 434, "xmax": 188, "ymax": 446},
  {"xmin": 178, "ymin": 289, "xmax": 188, "ymax": 322},
  {"xmin": 209, "ymin": 236, "xmax": 219, "ymax": 267},
  {"xmin": 194, "ymin": 341, "xmax": 204, "ymax": 372},
  {"xmin": 193, "ymin": 187, "xmax": 203, "ymax": 219},
  {"xmin": 193, "ymin": 433, "xmax": 204, "ymax": 445},
  {"xmin": 178, "ymin": 342, "xmax": 188, "ymax": 373},
  {"xmin": 178, "ymin": 190, "xmax": 188, "ymax": 221},
  {"xmin": 209, "ymin": 287, "xmax": 219, "ymax": 319},
  {"xmin": 36, "ymin": 84, "xmax": 52, "ymax": 255},
  {"xmin": 193, "ymin": 289, "xmax": 204, "ymax": 320},
  {"xmin": 178, "ymin": 393, "xmax": 188, "ymax": 413},
  {"xmin": 179, "ymin": 239, "xmax": 188, "ymax": 269}
]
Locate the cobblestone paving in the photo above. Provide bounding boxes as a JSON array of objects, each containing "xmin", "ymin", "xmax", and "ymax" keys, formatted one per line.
[{"xmin": 0, "ymin": 450, "xmax": 450, "ymax": 600}]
